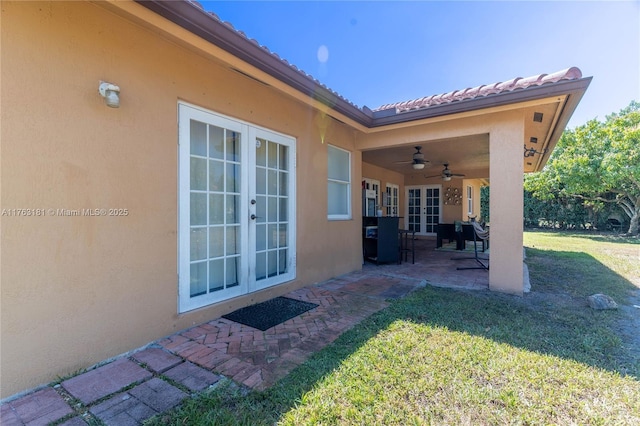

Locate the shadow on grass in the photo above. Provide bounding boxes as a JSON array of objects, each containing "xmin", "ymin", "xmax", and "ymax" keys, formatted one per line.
[
  {"xmin": 568, "ymin": 233, "xmax": 640, "ymax": 244},
  {"xmin": 152, "ymin": 246, "xmax": 639, "ymax": 425},
  {"xmin": 526, "ymin": 228, "xmax": 640, "ymax": 244}
]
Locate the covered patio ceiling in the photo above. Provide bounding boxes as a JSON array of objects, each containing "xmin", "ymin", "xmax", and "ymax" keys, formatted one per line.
[
  {"xmin": 362, "ymin": 134, "xmax": 490, "ymax": 181},
  {"xmin": 361, "ymin": 97, "xmax": 568, "ymax": 181}
]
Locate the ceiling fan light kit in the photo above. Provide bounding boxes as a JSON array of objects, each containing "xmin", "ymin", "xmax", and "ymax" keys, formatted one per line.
[
  {"xmin": 395, "ymin": 146, "xmax": 430, "ymax": 169},
  {"xmin": 424, "ymin": 163, "xmax": 465, "ymax": 181}
]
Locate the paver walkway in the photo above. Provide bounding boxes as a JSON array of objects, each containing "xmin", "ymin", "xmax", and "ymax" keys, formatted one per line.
[{"xmin": 1, "ymin": 239, "xmax": 489, "ymax": 425}]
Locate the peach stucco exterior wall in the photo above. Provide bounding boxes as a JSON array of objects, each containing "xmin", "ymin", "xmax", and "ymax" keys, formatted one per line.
[
  {"xmin": 1, "ymin": 1, "xmax": 362, "ymax": 398},
  {"xmin": 489, "ymin": 113, "xmax": 525, "ymax": 295}
]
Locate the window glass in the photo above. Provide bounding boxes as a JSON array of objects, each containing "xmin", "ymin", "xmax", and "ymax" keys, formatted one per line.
[
  {"xmin": 386, "ymin": 184, "xmax": 399, "ymax": 216},
  {"xmin": 328, "ymin": 145, "xmax": 350, "ymax": 182},
  {"xmin": 328, "ymin": 181, "xmax": 349, "ymax": 216},
  {"xmin": 327, "ymin": 145, "xmax": 351, "ymax": 219},
  {"xmin": 190, "ymin": 121, "xmax": 207, "ymax": 156}
]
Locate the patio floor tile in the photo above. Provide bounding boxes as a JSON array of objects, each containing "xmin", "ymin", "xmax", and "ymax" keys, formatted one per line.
[
  {"xmin": 129, "ymin": 378, "xmax": 187, "ymax": 413},
  {"xmin": 89, "ymin": 392, "xmax": 156, "ymax": 426},
  {"xmin": 90, "ymin": 378, "xmax": 186, "ymax": 425},
  {"xmin": 163, "ymin": 362, "xmax": 221, "ymax": 392},
  {"xmin": 0, "ymin": 404, "xmax": 22, "ymax": 426},
  {"xmin": 58, "ymin": 416, "xmax": 89, "ymax": 425},
  {"xmin": 131, "ymin": 347, "xmax": 182, "ymax": 373},
  {"xmin": 0, "ymin": 387, "xmax": 73, "ymax": 426},
  {"xmin": 62, "ymin": 359, "xmax": 152, "ymax": 405}
]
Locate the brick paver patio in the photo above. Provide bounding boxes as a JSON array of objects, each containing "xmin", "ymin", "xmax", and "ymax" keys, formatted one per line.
[{"xmin": 1, "ymin": 238, "xmax": 488, "ymax": 425}]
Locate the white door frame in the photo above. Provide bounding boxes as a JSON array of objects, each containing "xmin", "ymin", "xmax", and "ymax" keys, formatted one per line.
[
  {"xmin": 405, "ymin": 184, "xmax": 442, "ymax": 236},
  {"xmin": 178, "ymin": 102, "xmax": 296, "ymax": 313},
  {"xmin": 247, "ymin": 127, "xmax": 297, "ymax": 293}
]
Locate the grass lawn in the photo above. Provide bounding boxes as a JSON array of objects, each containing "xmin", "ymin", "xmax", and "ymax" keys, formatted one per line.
[{"xmin": 150, "ymin": 231, "xmax": 640, "ymax": 425}]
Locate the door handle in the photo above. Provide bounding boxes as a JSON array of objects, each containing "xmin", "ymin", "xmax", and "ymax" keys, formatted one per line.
[{"xmin": 251, "ymin": 214, "xmax": 260, "ymax": 220}]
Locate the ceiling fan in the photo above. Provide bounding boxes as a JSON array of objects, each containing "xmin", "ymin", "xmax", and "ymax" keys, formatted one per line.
[
  {"xmin": 394, "ymin": 146, "xmax": 430, "ymax": 170},
  {"xmin": 424, "ymin": 163, "xmax": 465, "ymax": 181}
]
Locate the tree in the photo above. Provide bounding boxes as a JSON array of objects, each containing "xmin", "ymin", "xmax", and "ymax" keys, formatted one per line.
[
  {"xmin": 480, "ymin": 186, "xmax": 490, "ymax": 223},
  {"xmin": 524, "ymin": 101, "xmax": 640, "ymax": 235}
]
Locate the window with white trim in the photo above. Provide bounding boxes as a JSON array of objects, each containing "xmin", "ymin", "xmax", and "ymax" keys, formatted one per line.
[
  {"xmin": 467, "ymin": 185, "xmax": 473, "ymax": 216},
  {"xmin": 327, "ymin": 145, "xmax": 351, "ymax": 220},
  {"xmin": 386, "ymin": 184, "xmax": 399, "ymax": 216}
]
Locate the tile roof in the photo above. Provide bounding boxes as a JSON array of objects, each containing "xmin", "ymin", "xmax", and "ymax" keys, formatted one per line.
[{"xmin": 375, "ymin": 67, "xmax": 583, "ymax": 113}]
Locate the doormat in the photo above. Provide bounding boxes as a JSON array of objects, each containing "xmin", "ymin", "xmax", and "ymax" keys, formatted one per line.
[{"xmin": 222, "ymin": 297, "xmax": 319, "ymax": 331}]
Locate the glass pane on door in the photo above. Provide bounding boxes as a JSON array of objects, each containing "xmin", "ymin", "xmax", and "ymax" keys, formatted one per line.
[
  {"xmin": 188, "ymin": 121, "xmax": 242, "ymax": 299},
  {"xmin": 255, "ymin": 137, "xmax": 290, "ymax": 283},
  {"xmin": 425, "ymin": 187, "xmax": 440, "ymax": 233},
  {"xmin": 407, "ymin": 188, "xmax": 422, "ymax": 233}
]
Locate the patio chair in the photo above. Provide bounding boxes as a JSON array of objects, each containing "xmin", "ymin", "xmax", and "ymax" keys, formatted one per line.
[
  {"xmin": 452, "ymin": 221, "xmax": 489, "ymax": 270},
  {"xmin": 436, "ymin": 223, "xmax": 456, "ymax": 248}
]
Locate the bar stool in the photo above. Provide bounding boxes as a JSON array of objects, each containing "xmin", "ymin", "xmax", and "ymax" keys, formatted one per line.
[{"xmin": 398, "ymin": 229, "xmax": 416, "ymax": 264}]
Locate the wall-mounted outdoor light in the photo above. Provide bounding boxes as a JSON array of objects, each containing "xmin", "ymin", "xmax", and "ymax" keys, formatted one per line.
[
  {"xmin": 98, "ymin": 81, "xmax": 120, "ymax": 108},
  {"xmin": 524, "ymin": 144, "xmax": 547, "ymax": 158}
]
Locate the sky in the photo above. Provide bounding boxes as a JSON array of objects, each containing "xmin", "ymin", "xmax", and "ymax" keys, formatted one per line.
[{"xmin": 201, "ymin": 1, "xmax": 639, "ymax": 129}]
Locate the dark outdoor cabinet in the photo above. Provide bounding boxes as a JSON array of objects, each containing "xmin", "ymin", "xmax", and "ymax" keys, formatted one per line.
[{"xmin": 362, "ymin": 216, "xmax": 399, "ymax": 264}]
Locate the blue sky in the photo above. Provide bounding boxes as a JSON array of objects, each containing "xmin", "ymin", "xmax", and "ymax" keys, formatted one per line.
[{"xmin": 202, "ymin": 1, "xmax": 639, "ymax": 129}]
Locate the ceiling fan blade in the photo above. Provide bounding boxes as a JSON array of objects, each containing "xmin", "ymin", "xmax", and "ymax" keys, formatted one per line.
[
  {"xmin": 423, "ymin": 174, "xmax": 442, "ymax": 179},
  {"xmin": 394, "ymin": 146, "xmax": 431, "ymax": 167}
]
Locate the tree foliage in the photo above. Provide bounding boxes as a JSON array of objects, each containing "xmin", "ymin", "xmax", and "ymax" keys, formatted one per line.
[
  {"xmin": 523, "ymin": 190, "xmax": 625, "ymax": 231},
  {"xmin": 480, "ymin": 186, "xmax": 490, "ymax": 223},
  {"xmin": 524, "ymin": 101, "xmax": 640, "ymax": 235}
]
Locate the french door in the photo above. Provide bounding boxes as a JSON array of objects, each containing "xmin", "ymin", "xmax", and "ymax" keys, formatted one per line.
[
  {"xmin": 178, "ymin": 103, "xmax": 296, "ymax": 313},
  {"xmin": 405, "ymin": 185, "xmax": 442, "ymax": 236}
]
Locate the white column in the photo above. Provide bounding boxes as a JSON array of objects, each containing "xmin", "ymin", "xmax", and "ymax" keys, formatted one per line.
[{"xmin": 489, "ymin": 114, "xmax": 524, "ymax": 295}]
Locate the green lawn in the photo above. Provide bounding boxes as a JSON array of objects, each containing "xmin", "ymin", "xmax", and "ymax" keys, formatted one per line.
[{"xmin": 150, "ymin": 231, "xmax": 640, "ymax": 425}]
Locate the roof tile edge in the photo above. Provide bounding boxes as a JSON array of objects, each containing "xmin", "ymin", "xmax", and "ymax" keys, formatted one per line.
[{"xmin": 375, "ymin": 67, "xmax": 583, "ymax": 113}]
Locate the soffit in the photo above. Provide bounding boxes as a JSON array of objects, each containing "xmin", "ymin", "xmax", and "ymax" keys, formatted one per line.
[
  {"xmin": 362, "ymin": 95, "xmax": 569, "ymax": 179},
  {"xmin": 363, "ymin": 134, "xmax": 490, "ymax": 179}
]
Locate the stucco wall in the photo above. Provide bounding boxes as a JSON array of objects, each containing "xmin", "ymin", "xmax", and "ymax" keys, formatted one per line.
[
  {"xmin": 441, "ymin": 181, "xmax": 465, "ymax": 224},
  {"xmin": 0, "ymin": 1, "xmax": 362, "ymax": 398},
  {"xmin": 488, "ymin": 113, "xmax": 525, "ymax": 295}
]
